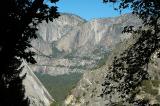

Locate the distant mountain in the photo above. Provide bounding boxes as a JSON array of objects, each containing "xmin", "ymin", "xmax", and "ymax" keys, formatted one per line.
[{"xmin": 30, "ymin": 13, "xmax": 141, "ymax": 76}]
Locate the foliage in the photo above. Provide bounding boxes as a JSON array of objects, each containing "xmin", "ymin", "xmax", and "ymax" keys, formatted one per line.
[
  {"xmin": 0, "ymin": 0, "xmax": 59, "ymax": 105},
  {"xmin": 94, "ymin": 52, "xmax": 109, "ymax": 69},
  {"xmin": 35, "ymin": 72, "xmax": 82, "ymax": 105},
  {"xmin": 141, "ymin": 80, "xmax": 159, "ymax": 96},
  {"xmin": 152, "ymin": 80, "xmax": 160, "ymax": 87},
  {"xmin": 50, "ymin": 101, "xmax": 59, "ymax": 106},
  {"xmin": 102, "ymin": 0, "xmax": 160, "ymax": 105},
  {"xmin": 156, "ymin": 95, "xmax": 160, "ymax": 102},
  {"xmin": 52, "ymin": 46, "xmax": 64, "ymax": 57}
]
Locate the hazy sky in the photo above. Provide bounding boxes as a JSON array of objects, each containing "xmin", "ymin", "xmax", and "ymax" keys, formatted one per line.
[{"xmin": 56, "ymin": 0, "xmax": 131, "ymax": 20}]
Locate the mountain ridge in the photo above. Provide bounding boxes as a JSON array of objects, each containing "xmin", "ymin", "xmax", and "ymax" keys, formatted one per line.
[{"xmin": 31, "ymin": 13, "xmax": 141, "ymax": 76}]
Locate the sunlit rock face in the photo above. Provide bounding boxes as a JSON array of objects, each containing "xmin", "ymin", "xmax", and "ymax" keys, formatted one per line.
[
  {"xmin": 22, "ymin": 61, "xmax": 53, "ymax": 106},
  {"xmin": 56, "ymin": 14, "xmax": 140, "ymax": 55},
  {"xmin": 30, "ymin": 13, "xmax": 141, "ymax": 76},
  {"xmin": 37, "ymin": 13, "xmax": 86, "ymax": 42}
]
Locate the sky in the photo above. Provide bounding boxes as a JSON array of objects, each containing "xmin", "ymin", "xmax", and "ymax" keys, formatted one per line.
[{"xmin": 55, "ymin": 0, "xmax": 131, "ymax": 20}]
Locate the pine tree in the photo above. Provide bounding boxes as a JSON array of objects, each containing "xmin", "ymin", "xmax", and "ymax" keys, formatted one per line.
[
  {"xmin": 0, "ymin": 0, "xmax": 59, "ymax": 105},
  {"xmin": 102, "ymin": 0, "xmax": 160, "ymax": 105}
]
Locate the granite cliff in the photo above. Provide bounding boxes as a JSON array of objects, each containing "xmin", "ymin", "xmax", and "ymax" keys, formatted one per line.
[
  {"xmin": 31, "ymin": 13, "xmax": 141, "ymax": 76},
  {"xmin": 23, "ymin": 60, "xmax": 54, "ymax": 106}
]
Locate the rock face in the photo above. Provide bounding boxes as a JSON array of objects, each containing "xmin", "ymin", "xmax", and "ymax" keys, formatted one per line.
[
  {"xmin": 64, "ymin": 34, "xmax": 160, "ymax": 106},
  {"xmin": 22, "ymin": 61, "xmax": 53, "ymax": 106},
  {"xmin": 31, "ymin": 13, "xmax": 141, "ymax": 76}
]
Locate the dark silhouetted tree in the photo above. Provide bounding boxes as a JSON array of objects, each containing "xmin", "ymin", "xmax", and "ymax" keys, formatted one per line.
[
  {"xmin": 0, "ymin": 0, "xmax": 59, "ymax": 106},
  {"xmin": 101, "ymin": 0, "xmax": 160, "ymax": 105}
]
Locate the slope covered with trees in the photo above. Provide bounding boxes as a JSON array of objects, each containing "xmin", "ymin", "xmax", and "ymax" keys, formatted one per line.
[{"xmin": 64, "ymin": 26, "xmax": 160, "ymax": 106}]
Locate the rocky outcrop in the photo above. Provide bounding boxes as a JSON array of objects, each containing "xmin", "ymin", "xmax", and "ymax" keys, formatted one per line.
[{"xmin": 23, "ymin": 61, "xmax": 53, "ymax": 106}]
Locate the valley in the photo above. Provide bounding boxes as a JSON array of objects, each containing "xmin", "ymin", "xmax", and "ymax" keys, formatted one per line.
[{"xmin": 28, "ymin": 13, "xmax": 142, "ymax": 105}]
